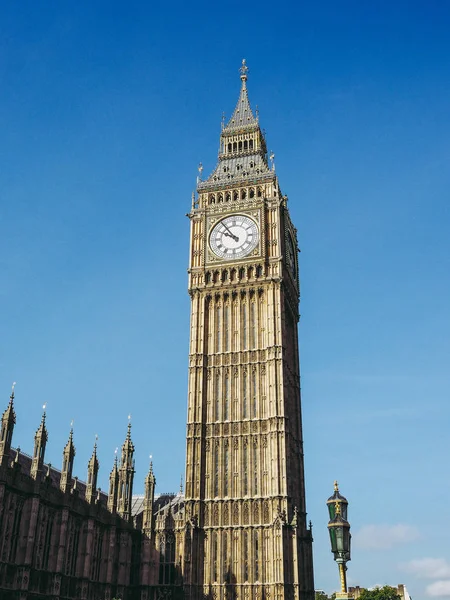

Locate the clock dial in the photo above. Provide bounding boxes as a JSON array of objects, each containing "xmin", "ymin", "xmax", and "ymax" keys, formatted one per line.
[
  {"xmin": 210, "ymin": 215, "xmax": 259, "ymax": 260},
  {"xmin": 286, "ymin": 233, "xmax": 297, "ymax": 278}
]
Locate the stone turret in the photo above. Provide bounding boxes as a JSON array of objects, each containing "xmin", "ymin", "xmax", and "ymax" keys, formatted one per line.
[
  {"xmin": 107, "ymin": 451, "xmax": 119, "ymax": 513},
  {"xmin": 30, "ymin": 404, "xmax": 48, "ymax": 480},
  {"xmin": 60, "ymin": 424, "xmax": 76, "ymax": 493},
  {"xmin": 143, "ymin": 459, "xmax": 156, "ymax": 533},
  {"xmin": 86, "ymin": 437, "xmax": 99, "ymax": 504},
  {"xmin": 117, "ymin": 419, "xmax": 135, "ymax": 522},
  {"xmin": 0, "ymin": 384, "xmax": 16, "ymax": 469}
]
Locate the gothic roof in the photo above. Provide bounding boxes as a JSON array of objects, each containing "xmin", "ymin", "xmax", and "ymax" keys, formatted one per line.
[
  {"xmin": 223, "ymin": 59, "xmax": 257, "ymax": 132},
  {"xmin": 198, "ymin": 60, "xmax": 274, "ymax": 192},
  {"xmin": 201, "ymin": 153, "xmax": 271, "ymax": 190}
]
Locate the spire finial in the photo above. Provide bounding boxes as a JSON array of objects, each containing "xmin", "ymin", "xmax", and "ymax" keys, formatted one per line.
[
  {"xmin": 11, "ymin": 382, "xmax": 16, "ymax": 400},
  {"xmin": 240, "ymin": 59, "xmax": 248, "ymax": 83},
  {"xmin": 334, "ymin": 480, "xmax": 339, "ymax": 492},
  {"xmin": 335, "ymin": 500, "xmax": 341, "ymax": 516},
  {"xmin": 180, "ymin": 474, "xmax": 183, "ymax": 494},
  {"xmin": 41, "ymin": 403, "xmax": 47, "ymax": 425}
]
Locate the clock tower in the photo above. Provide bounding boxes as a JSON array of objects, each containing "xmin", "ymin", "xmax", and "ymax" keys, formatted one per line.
[{"xmin": 184, "ymin": 61, "xmax": 314, "ymax": 600}]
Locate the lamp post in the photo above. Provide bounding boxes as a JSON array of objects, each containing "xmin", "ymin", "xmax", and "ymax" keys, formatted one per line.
[{"xmin": 327, "ymin": 481, "xmax": 352, "ymax": 599}]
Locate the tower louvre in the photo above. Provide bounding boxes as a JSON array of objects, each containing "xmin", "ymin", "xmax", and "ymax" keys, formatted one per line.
[{"xmin": 185, "ymin": 61, "xmax": 314, "ymax": 600}]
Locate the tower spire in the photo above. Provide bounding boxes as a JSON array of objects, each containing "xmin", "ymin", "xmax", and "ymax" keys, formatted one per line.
[
  {"xmin": 60, "ymin": 421, "xmax": 76, "ymax": 493},
  {"xmin": 117, "ymin": 416, "xmax": 135, "ymax": 521},
  {"xmin": 223, "ymin": 59, "xmax": 257, "ymax": 131},
  {"xmin": 0, "ymin": 383, "xmax": 17, "ymax": 469},
  {"xmin": 86, "ymin": 435, "xmax": 99, "ymax": 503},
  {"xmin": 31, "ymin": 404, "xmax": 48, "ymax": 480},
  {"xmin": 197, "ymin": 59, "xmax": 270, "ymax": 190},
  {"xmin": 143, "ymin": 456, "xmax": 156, "ymax": 533},
  {"xmin": 107, "ymin": 448, "xmax": 119, "ymax": 513},
  {"xmin": 240, "ymin": 58, "xmax": 248, "ymax": 84}
]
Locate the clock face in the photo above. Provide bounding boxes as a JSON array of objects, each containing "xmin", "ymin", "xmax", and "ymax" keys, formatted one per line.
[
  {"xmin": 287, "ymin": 234, "xmax": 297, "ymax": 278},
  {"xmin": 209, "ymin": 214, "xmax": 259, "ymax": 260}
]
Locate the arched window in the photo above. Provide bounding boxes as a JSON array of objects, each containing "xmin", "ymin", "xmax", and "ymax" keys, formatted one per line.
[
  {"xmin": 205, "ymin": 272, "xmax": 211, "ymax": 284},
  {"xmin": 249, "ymin": 139, "xmax": 254, "ymax": 150},
  {"xmin": 224, "ymin": 444, "xmax": 229, "ymax": 496},
  {"xmin": 215, "ymin": 372, "xmax": 221, "ymax": 421},
  {"xmin": 212, "ymin": 532, "xmax": 218, "ymax": 581},
  {"xmin": 233, "ymin": 142, "xmax": 237, "ymax": 152},
  {"xmin": 209, "ymin": 194, "xmax": 215, "ymax": 205},
  {"xmin": 228, "ymin": 143, "xmax": 232, "ymax": 153},
  {"xmin": 244, "ymin": 140, "xmax": 248, "ymax": 150},
  {"xmin": 218, "ymin": 193, "xmax": 223, "ymax": 203},
  {"xmin": 243, "ymin": 531, "xmax": 249, "ymax": 581},
  {"xmin": 252, "ymin": 369, "xmax": 257, "ymax": 418},
  {"xmin": 233, "ymin": 191, "xmax": 238, "ymax": 201},
  {"xmin": 238, "ymin": 141, "xmax": 243, "ymax": 151},
  {"xmin": 224, "ymin": 373, "xmax": 230, "ymax": 421},
  {"xmin": 254, "ymin": 531, "xmax": 260, "ymax": 580},
  {"xmin": 243, "ymin": 370, "xmax": 248, "ymax": 419},
  {"xmin": 253, "ymin": 441, "xmax": 258, "ymax": 494},
  {"xmin": 249, "ymin": 188, "xmax": 255, "ymax": 199},
  {"xmin": 224, "ymin": 304, "xmax": 230, "ymax": 351},
  {"xmin": 257, "ymin": 187, "xmax": 262, "ymax": 198},
  {"xmin": 214, "ymin": 445, "xmax": 219, "ymax": 497},
  {"xmin": 216, "ymin": 304, "xmax": 221, "ymax": 352},
  {"xmin": 241, "ymin": 189, "xmax": 246, "ymax": 200},
  {"xmin": 243, "ymin": 442, "xmax": 248, "ymax": 495},
  {"xmin": 226, "ymin": 192, "xmax": 231, "ymax": 202},
  {"xmin": 242, "ymin": 302, "xmax": 247, "ymax": 350}
]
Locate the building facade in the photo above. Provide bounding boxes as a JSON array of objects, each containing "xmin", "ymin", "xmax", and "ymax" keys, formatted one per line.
[{"xmin": 0, "ymin": 62, "xmax": 314, "ymax": 600}]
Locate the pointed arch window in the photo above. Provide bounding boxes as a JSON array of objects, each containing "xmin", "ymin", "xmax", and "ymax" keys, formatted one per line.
[
  {"xmin": 224, "ymin": 443, "xmax": 229, "ymax": 496},
  {"xmin": 243, "ymin": 442, "xmax": 249, "ymax": 496},
  {"xmin": 243, "ymin": 370, "xmax": 248, "ymax": 419},
  {"xmin": 251, "ymin": 369, "xmax": 257, "ymax": 418},
  {"xmin": 250, "ymin": 301, "xmax": 256, "ymax": 348},
  {"xmin": 214, "ymin": 443, "xmax": 220, "ymax": 497},
  {"xmin": 253, "ymin": 441, "xmax": 258, "ymax": 494},
  {"xmin": 254, "ymin": 530, "xmax": 260, "ymax": 580},
  {"xmin": 215, "ymin": 372, "xmax": 221, "ymax": 421},
  {"xmin": 242, "ymin": 302, "xmax": 247, "ymax": 350},
  {"xmin": 216, "ymin": 304, "xmax": 221, "ymax": 352},
  {"xmin": 224, "ymin": 304, "xmax": 230, "ymax": 351},
  {"xmin": 224, "ymin": 372, "xmax": 230, "ymax": 421},
  {"xmin": 243, "ymin": 531, "xmax": 249, "ymax": 581}
]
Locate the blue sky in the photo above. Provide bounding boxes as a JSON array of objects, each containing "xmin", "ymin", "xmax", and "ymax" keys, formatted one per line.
[{"xmin": 1, "ymin": 1, "xmax": 450, "ymax": 598}]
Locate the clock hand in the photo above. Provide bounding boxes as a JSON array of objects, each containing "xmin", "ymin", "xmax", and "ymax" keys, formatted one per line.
[{"xmin": 222, "ymin": 223, "xmax": 239, "ymax": 242}]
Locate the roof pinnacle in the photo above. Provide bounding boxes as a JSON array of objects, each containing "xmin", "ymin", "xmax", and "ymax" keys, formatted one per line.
[
  {"xmin": 3, "ymin": 382, "xmax": 16, "ymax": 424},
  {"xmin": 240, "ymin": 58, "xmax": 248, "ymax": 84}
]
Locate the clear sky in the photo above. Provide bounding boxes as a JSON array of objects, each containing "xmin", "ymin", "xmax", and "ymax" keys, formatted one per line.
[{"xmin": 1, "ymin": 1, "xmax": 449, "ymax": 598}]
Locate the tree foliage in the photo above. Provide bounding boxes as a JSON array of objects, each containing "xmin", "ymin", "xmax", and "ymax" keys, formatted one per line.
[{"xmin": 358, "ymin": 586, "xmax": 401, "ymax": 600}]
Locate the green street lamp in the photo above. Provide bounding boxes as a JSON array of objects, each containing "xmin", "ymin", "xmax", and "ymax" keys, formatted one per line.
[{"xmin": 327, "ymin": 481, "xmax": 352, "ymax": 599}]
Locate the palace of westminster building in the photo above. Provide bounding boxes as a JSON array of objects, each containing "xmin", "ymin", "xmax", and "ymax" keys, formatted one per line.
[{"xmin": 0, "ymin": 62, "xmax": 315, "ymax": 600}]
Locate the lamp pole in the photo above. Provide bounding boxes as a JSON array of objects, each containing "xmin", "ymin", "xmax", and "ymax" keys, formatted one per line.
[{"xmin": 327, "ymin": 481, "xmax": 353, "ymax": 600}]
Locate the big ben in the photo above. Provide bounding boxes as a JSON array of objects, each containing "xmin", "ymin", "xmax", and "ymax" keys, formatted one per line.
[{"xmin": 183, "ymin": 61, "xmax": 314, "ymax": 600}]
